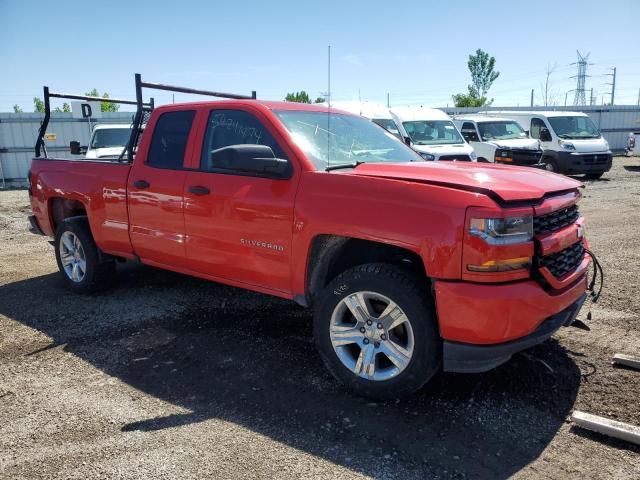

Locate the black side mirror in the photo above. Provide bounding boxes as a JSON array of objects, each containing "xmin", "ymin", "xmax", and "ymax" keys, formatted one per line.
[
  {"xmin": 540, "ymin": 128, "xmax": 552, "ymax": 142},
  {"xmin": 211, "ymin": 144, "xmax": 290, "ymax": 179},
  {"xmin": 403, "ymin": 136, "xmax": 412, "ymax": 146},
  {"xmin": 69, "ymin": 141, "xmax": 87, "ymax": 155}
]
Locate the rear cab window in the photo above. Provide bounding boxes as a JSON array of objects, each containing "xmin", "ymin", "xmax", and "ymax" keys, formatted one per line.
[{"xmin": 147, "ymin": 110, "xmax": 196, "ymax": 169}]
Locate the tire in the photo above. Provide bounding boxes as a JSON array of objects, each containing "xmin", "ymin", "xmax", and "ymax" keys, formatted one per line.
[
  {"xmin": 314, "ymin": 263, "xmax": 440, "ymax": 399},
  {"xmin": 477, "ymin": 157, "xmax": 489, "ymax": 163},
  {"xmin": 543, "ymin": 158, "xmax": 558, "ymax": 173},
  {"xmin": 585, "ymin": 172, "xmax": 604, "ymax": 180},
  {"xmin": 54, "ymin": 217, "xmax": 116, "ymax": 293}
]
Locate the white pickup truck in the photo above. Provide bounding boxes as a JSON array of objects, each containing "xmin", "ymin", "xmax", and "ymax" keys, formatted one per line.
[{"xmin": 70, "ymin": 123, "xmax": 132, "ymax": 159}]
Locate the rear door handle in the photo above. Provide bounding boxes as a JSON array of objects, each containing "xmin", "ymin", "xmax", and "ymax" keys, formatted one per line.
[
  {"xmin": 133, "ymin": 180, "xmax": 150, "ymax": 189},
  {"xmin": 188, "ymin": 185, "xmax": 210, "ymax": 196}
]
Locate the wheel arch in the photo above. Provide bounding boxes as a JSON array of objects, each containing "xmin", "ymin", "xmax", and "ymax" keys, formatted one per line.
[
  {"xmin": 49, "ymin": 197, "xmax": 89, "ymax": 233},
  {"xmin": 303, "ymin": 234, "xmax": 429, "ymax": 306}
]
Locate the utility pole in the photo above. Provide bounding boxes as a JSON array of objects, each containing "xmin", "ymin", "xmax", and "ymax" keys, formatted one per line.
[
  {"xmin": 530, "ymin": 89, "xmax": 534, "ymax": 107},
  {"xmin": 605, "ymin": 67, "xmax": 616, "ymax": 105},
  {"xmin": 637, "ymin": 88, "xmax": 640, "ymax": 105},
  {"xmin": 387, "ymin": 93, "xmax": 390, "ymax": 108},
  {"xmin": 590, "ymin": 88, "xmax": 594, "ymax": 105}
]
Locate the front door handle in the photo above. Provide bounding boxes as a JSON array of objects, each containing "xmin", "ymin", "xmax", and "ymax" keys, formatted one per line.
[
  {"xmin": 188, "ymin": 185, "xmax": 210, "ymax": 196},
  {"xmin": 133, "ymin": 180, "xmax": 150, "ymax": 189}
]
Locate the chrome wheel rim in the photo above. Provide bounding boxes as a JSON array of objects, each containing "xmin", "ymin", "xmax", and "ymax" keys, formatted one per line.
[
  {"xmin": 330, "ymin": 291, "xmax": 415, "ymax": 381},
  {"xmin": 59, "ymin": 231, "xmax": 87, "ymax": 283},
  {"xmin": 545, "ymin": 162, "xmax": 555, "ymax": 172}
]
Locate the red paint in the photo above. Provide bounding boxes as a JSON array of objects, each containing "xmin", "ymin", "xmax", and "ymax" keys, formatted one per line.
[{"xmin": 29, "ymin": 99, "xmax": 590, "ymax": 347}]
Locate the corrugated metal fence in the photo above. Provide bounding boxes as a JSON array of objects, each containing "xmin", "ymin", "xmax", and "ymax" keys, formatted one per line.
[
  {"xmin": 1, "ymin": 106, "xmax": 639, "ymax": 184},
  {"xmin": 0, "ymin": 112, "xmax": 134, "ymax": 183}
]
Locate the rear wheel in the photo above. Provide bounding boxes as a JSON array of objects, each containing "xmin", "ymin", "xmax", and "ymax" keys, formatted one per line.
[
  {"xmin": 54, "ymin": 217, "xmax": 116, "ymax": 293},
  {"xmin": 314, "ymin": 263, "xmax": 440, "ymax": 399}
]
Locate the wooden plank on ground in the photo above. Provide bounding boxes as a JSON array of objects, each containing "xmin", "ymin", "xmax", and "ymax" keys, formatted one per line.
[
  {"xmin": 571, "ymin": 411, "xmax": 640, "ymax": 446},
  {"xmin": 612, "ymin": 353, "xmax": 640, "ymax": 371}
]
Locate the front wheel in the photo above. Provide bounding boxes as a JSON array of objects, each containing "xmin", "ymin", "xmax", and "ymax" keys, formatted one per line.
[
  {"xmin": 543, "ymin": 158, "xmax": 558, "ymax": 173},
  {"xmin": 314, "ymin": 263, "xmax": 440, "ymax": 399},
  {"xmin": 54, "ymin": 217, "xmax": 116, "ymax": 293}
]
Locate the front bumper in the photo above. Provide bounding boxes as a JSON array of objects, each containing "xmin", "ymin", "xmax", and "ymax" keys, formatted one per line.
[
  {"xmin": 555, "ymin": 151, "xmax": 612, "ymax": 174},
  {"xmin": 443, "ymin": 293, "xmax": 586, "ymax": 373},
  {"xmin": 28, "ymin": 215, "xmax": 45, "ymax": 235}
]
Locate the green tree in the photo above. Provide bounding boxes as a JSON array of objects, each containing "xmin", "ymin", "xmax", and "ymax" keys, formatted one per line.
[
  {"xmin": 86, "ymin": 89, "xmax": 120, "ymax": 112},
  {"xmin": 53, "ymin": 103, "xmax": 71, "ymax": 113},
  {"xmin": 314, "ymin": 96, "xmax": 326, "ymax": 104},
  {"xmin": 453, "ymin": 49, "xmax": 500, "ymax": 107},
  {"xmin": 285, "ymin": 91, "xmax": 311, "ymax": 103},
  {"xmin": 33, "ymin": 97, "xmax": 45, "ymax": 113},
  {"xmin": 13, "ymin": 104, "xmax": 23, "ymax": 113}
]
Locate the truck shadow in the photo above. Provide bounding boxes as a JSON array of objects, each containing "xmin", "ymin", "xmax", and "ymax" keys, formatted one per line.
[{"xmin": 0, "ymin": 264, "xmax": 582, "ymax": 479}]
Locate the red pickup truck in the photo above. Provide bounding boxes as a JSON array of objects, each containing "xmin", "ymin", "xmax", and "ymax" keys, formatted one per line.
[{"xmin": 28, "ymin": 76, "xmax": 592, "ymax": 398}]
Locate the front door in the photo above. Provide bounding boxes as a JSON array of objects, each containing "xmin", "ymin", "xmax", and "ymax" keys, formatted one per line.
[
  {"xmin": 128, "ymin": 109, "xmax": 197, "ymax": 269},
  {"xmin": 183, "ymin": 107, "xmax": 297, "ymax": 294},
  {"xmin": 460, "ymin": 122, "xmax": 486, "ymax": 160}
]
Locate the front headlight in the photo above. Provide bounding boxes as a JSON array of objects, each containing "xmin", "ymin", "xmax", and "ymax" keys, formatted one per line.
[
  {"xmin": 559, "ymin": 140, "xmax": 576, "ymax": 151},
  {"xmin": 419, "ymin": 152, "xmax": 435, "ymax": 161},
  {"xmin": 469, "ymin": 216, "xmax": 533, "ymax": 245},
  {"xmin": 470, "ymin": 151, "xmax": 477, "ymax": 160}
]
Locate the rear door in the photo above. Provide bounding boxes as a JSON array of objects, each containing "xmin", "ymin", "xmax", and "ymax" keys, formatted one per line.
[
  {"xmin": 183, "ymin": 107, "xmax": 298, "ymax": 294},
  {"xmin": 127, "ymin": 109, "xmax": 197, "ymax": 268}
]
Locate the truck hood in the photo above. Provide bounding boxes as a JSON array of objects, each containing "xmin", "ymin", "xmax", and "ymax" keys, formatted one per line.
[
  {"xmin": 487, "ymin": 138, "xmax": 540, "ymax": 150},
  {"xmin": 350, "ymin": 162, "xmax": 582, "ymax": 202},
  {"xmin": 412, "ymin": 143, "xmax": 472, "ymax": 155},
  {"xmin": 561, "ymin": 137, "xmax": 609, "ymax": 153},
  {"xmin": 85, "ymin": 147, "xmax": 127, "ymax": 159}
]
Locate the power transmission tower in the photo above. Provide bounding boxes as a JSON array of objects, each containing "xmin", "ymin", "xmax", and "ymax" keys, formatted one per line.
[
  {"xmin": 570, "ymin": 51, "xmax": 591, "ymax": 106},
  {"xmin": 605, "ymin": 67, "xmax": 616, "ymax": 105}
]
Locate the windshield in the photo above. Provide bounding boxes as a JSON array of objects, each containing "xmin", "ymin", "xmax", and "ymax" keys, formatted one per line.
[
  {"xmin": 90, "ymin": 128, "xmax": 131, "ymax": 149},
  {"xmin": 402, "ymin": 120, "xmax": 464, "ymax": 145},
  {"xmin": 275, "ymin": 110, "xmax": 421, "ymax": 169},
  {"xmin": 548, "ymin": 116, "xmax": 601, "ymax": 139},
  {"xmin": 477, "ymin": 121, "xmax": 527, "ymax": 141}
]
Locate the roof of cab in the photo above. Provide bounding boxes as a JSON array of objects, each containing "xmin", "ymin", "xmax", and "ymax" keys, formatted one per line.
[
  {"xmin": 480, "ymin": 110, "xmax": 589, "ymax": 118},
  {"xmin": 453, "ymin": 114, "xmax": 516, "ymax": 123},
  {"xmin": 153, "ymin": 99, "xmax": 357, "ymax": 115},
  {"xmin": 389, "ymin": 106, "xmax": 450, "ymax": 122}
]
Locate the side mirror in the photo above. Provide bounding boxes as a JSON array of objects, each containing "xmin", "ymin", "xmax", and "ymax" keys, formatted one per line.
[
  {"xmin": 403, "ymin": 136, "xmax": 412, "ymax": 146},
  {"xmin": 540, "ymin": 128, "xmax": 552, "ymax": 142},
  {"xmin": 69, "ymin": 141, "xmax": 87, "ymax": 155},
  {"xmin": 211, "ymin": 144, "xmax": 290, "ymax": 179}
]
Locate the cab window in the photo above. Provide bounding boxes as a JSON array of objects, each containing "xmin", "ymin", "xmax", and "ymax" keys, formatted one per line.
[
  {"xmin": 530, "ymin": 118, "xmax": 547, "ymax": 139},
  {"xmin": 460, "ymin": 122, "xmax": 479, "ymax": 142},
  {"xmin": 146, "ymin": 110, "xmax": 195, "ymax": 169},
  {"xmin": 201, "ymin": 109, "xmax": 287, "ymax": 171}
]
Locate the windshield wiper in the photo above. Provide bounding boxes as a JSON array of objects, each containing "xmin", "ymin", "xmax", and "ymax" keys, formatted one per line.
[{"xmin": 326, "ymin": 161, "xmax": 365, "ymax": 171}]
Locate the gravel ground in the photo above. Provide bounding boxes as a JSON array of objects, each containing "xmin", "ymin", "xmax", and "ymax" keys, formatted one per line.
[{"xmin": 1, "ymin": 158, "xmax": 639, "ymax": 479}]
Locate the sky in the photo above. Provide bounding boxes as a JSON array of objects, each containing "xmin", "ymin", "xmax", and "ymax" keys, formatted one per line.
[{"xmin": 1, "ymin": 0, "xmax": 639, "ymax": 112}]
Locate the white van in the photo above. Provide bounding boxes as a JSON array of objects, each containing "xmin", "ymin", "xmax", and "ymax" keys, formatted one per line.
[
  {"xmin": 452, "ymin": 115, "xmax": 542, "ymax": 166},
  {"xmin": 482, "ymin": 111, "xmax": 612, "ymax": 178},
  {"xmin": 390, "ymin": 107, "xmax": 476, "ymax": 161}
]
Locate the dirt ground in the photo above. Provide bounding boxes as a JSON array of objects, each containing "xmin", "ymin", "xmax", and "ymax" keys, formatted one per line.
[{"xmin": 1, "ymin": 158, "xmax": 639, "ymax": 479}]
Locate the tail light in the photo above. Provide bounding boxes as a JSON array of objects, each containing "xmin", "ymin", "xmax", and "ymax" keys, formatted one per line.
[{"xmin": 463, "ymin": 206, "xmax": 535, "ymax": 282}]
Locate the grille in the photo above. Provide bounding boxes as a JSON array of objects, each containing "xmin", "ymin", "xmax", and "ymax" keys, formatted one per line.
[
  {"xmin": 439, "ymin": 154, "xmax": 472, "ymax": 161},
  {"xmin": 538, "ymin": 241, "xmax": 584, "ymax": 279},
  {"xmin": 582, "ymin": 154, "xmax": 609, "ymax": 165},
  {"xmin": 533, "ymin": 204, "xmax": 579, "ymax": 235},
  {"xmin": 511, "ymin": 149, "xmax": 542, "ymax": 165}
]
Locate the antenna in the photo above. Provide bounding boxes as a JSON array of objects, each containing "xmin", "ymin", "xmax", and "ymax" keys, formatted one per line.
[
  {"xmin": 327, "ymin": 45, "xmax": 331, "ymax": 168},
  {"xmin": 570, "ymin": 51, "xmax": 592, "ymax": 106}
]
